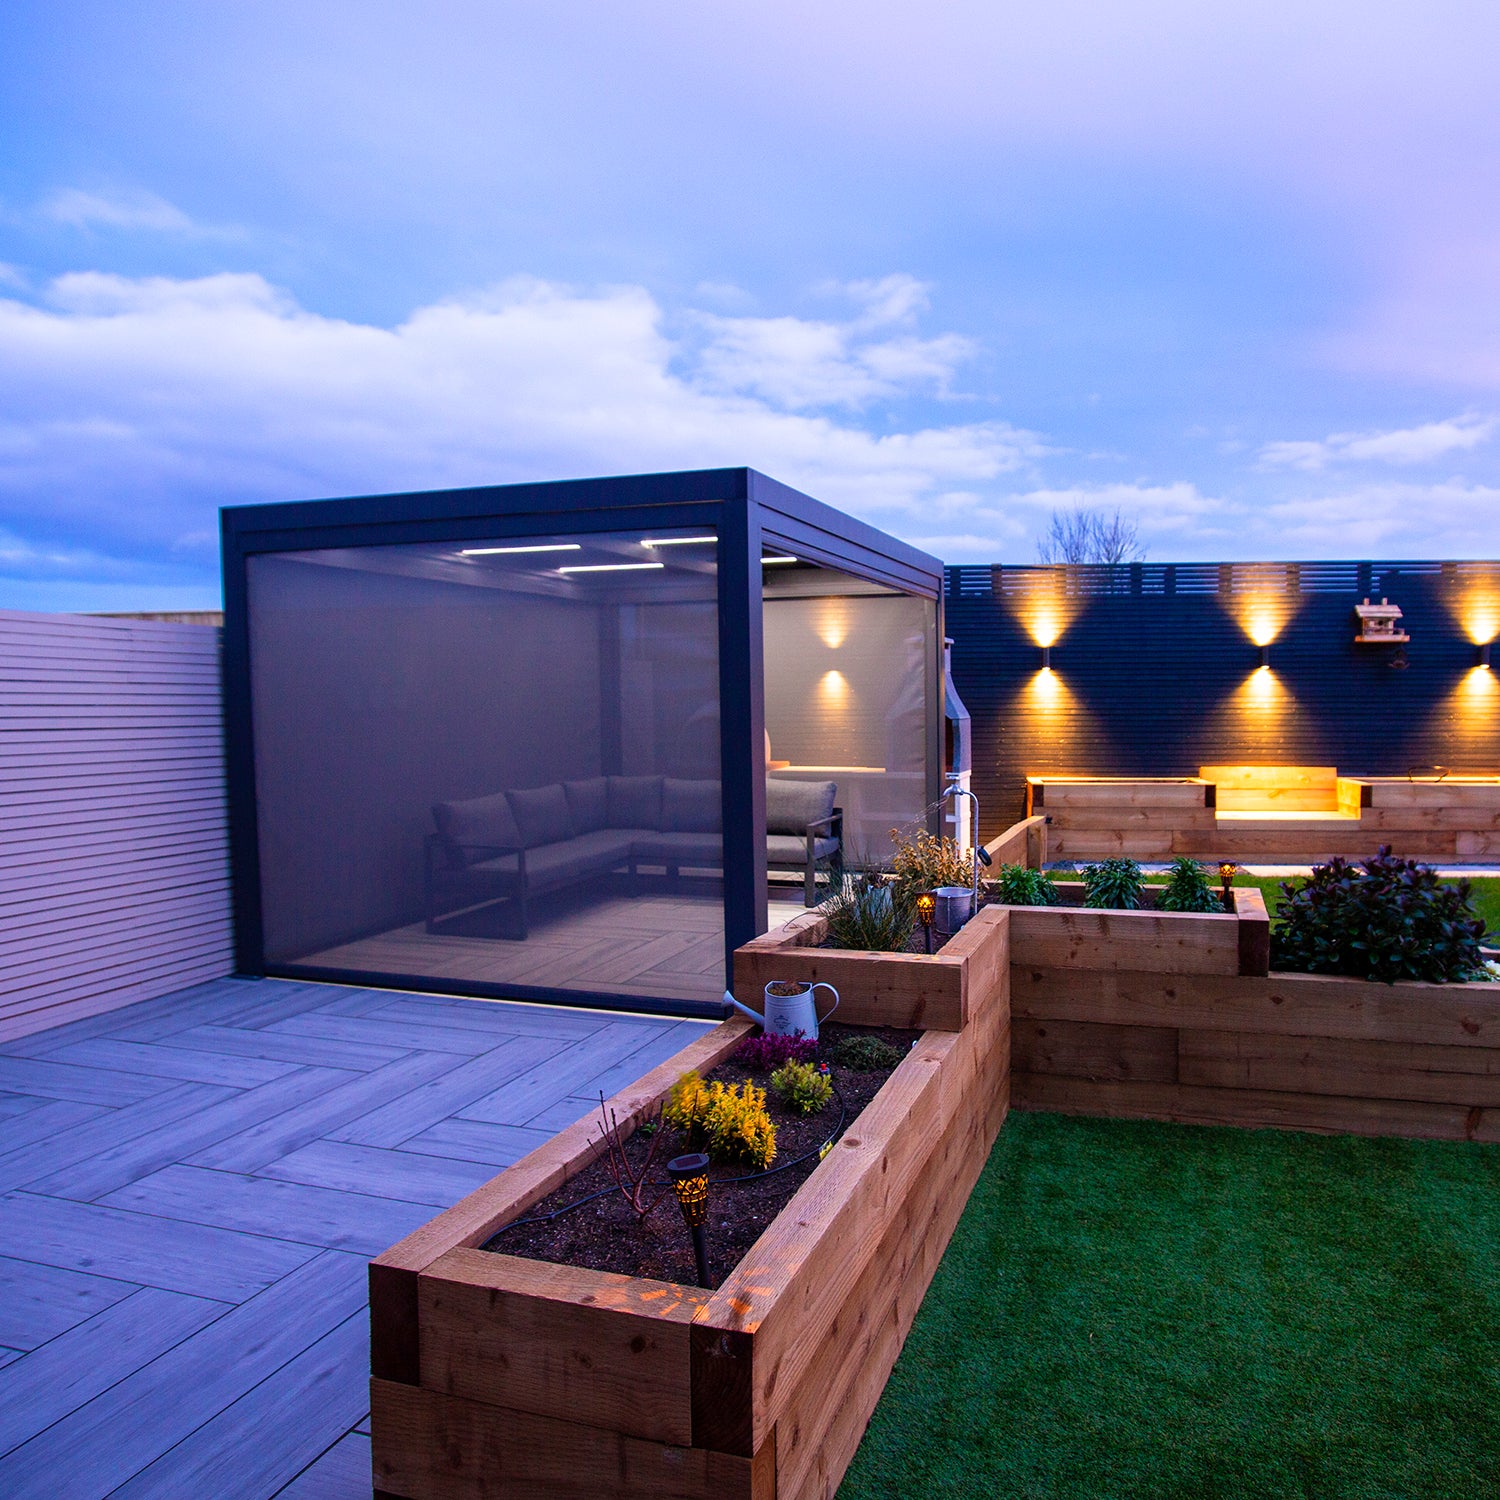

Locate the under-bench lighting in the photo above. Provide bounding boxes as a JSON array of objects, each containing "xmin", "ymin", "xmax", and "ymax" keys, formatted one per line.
[
  {"xmin": 459, "ymin": 543, "xmax": 581, "ymax": 556},
  {"xmin": 558, "ymin": 562, "xmax": 666, "ymax": 574}
]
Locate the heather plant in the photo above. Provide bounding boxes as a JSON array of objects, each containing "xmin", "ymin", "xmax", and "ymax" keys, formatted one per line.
[
  {"xmin": 830, "ymin": 1034, "xmax": 906, "ymax": 1071},
  {"xmin": 889, "ymin": 828, "xmax": 971, "ymax": 901},
  {"xmin": 1082, "ymin": 857, "xmax": 1145, "ymax": 910},
  {"xmin": 991, "ymin": 863, "xmax": 1061, "ymax": 907},
  {"xmin": 1158, "ymin": 856, "xmax": 1225, "ymax": 914},
  {"xmin": 734, "ymin": 1030, "xmax": 818, "ymax": 1072},
  {"xmin": 770, "ymin": 1059, "xmax": 833, "ymax": 1116},
  {"xmin": 1272, "ymin": 846, "xmax": 1486, "ymax": 984}
]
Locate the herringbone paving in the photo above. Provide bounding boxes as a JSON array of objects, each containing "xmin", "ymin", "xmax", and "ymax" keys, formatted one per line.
[{"xmin": 0, "ymin": 976, "xmax": 706, "ymax": 1497}]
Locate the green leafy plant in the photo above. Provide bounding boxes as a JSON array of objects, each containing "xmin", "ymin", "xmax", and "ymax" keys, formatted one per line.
[
  {"xmin": 1082, "ymin": 857, "xmax": 1145, "ymax": 910},
  {"xmin": 1158, "ymin": 856, "xmax": 1225, "ymax": 913},
  {"xmin": 991, "ymin": 863, "xmax": 1061, "ymax": 907},
  {"xmin": 889, "ymin": 828, "xmax": 971, "ymax": 901},
  {"xmin": 831, "ymin": 1034, "xmax": 907, "ymax": 1071},
  {"xmin": 663, "ymin": 1071, "xmax": 777, "ymax": 1168},
  {"xmin": 770, "ymin": 1059, "xmax": 832, "ymax": 1115},
  {"xmin": 823, "ymin": 869, "xmax": 916, "ymax": 951},
  {"xmin": 1272, "ymin": 845, "xmax": 1487, "ymax": 984}
]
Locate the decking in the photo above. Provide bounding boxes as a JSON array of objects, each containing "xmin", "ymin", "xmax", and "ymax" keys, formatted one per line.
[{"xmin": 0, "ymin": 975, "xmax": 706, "ymax": 1498}]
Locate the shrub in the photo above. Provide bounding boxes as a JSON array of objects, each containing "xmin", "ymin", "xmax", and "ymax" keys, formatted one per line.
[
  {"xmin": 734, "ymin": 1030, "xmax": 817, "ymax": 1072},
  {"xmin": 1082, "ymin": 857, "xmax": 1145, "ymax": 909},
  {"xmin": 770, "ymin": 1059, "xmax": 833, "ymax": 1115},
  {"xmin": 663, "ymin": 1071, "xmax": 777, "ymax": 1168},
  {"xmin": 1272, "ymin": 845, "xmax": 1487, "ymax": 984},
  {"xmin": 991, "ymin": 863, "xmax": 1061, "ymax": 907},
  {"xmin": 889, "ymin": 828, "xmax": 971, "ymax": 900},
  {"xmin": 824, "ymin": 870, "xmax": 915, "ymax": 951},
  {"xmin": 1158, "ymin": 856, "xmax": 1225, "ymax": 913},
  {"xmin": 831, "ymin": 1033, "xmax": 907, "ymax": 1071}
]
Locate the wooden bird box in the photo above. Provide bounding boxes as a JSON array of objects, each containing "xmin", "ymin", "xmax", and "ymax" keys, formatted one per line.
[{"xmin": 1353, "ymin": 596, "xmax": 1409, "ymax": 644}]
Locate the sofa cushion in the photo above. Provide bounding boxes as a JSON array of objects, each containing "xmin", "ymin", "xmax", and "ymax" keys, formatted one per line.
[
  {"xmin": 765, "ymin": 777, "xmax": 836, "ymax": 836},
  {"xmin": 509, "ymin": 783, "xmax": 573, "ymax": 849},
  {"xmin": 471, "ymin": 830, "xmax": 636, "ymax": 886},
  {"xmin": 432, "ymin": 792, "xmax": 521, "ymax": 865},
  {"xmin": 633, "ymin": 831, "xmax": 723, "ymax": 867},
  {"xmin": 563, "ymin": 777, "xmax": 609, "ymax": 836},
  {"xmin": 607, "ymin": 775, "xmax": 663, "ymax": 830},
  {"xmin": 662, "ymin": 777, "xmax": 721, "ymax": 833},
  {"xmin": 767, "ymin": 832, "xmax": 840, "ymax": 864}
]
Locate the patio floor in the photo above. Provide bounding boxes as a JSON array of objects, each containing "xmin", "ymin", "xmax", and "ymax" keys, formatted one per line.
[{"xmin": 0, "ymin": 975, "xmax": 708, "ymax": 1498}]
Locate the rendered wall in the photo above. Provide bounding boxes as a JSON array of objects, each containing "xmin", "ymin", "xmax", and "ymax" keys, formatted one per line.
[{"xmin": 0, "ymin": 610, "xmax": 232, "ymax": 1041}]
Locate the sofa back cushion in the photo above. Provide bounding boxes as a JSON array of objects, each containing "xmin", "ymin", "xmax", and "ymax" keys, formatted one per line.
[
  {"xmin": 607, "ymin": 775, "xmax": 663, "ymax": 830},
  {"xmin": 432, "ymin": 792, "xmax": 521, "ymax": 865},
  {"xmin": 563, "ymin": 777, "xmax": 609, "ymax": 836},
  {"xmin": 662, "ymin": 777, "xmax": 721, "ymax": 833},
  {"xmin": 509, "ymin": 783, "xmax": 573, "ymax": 849},
  {"xmin": 765, "ymin": 777, "xmax": 836, "ymax": 835}
]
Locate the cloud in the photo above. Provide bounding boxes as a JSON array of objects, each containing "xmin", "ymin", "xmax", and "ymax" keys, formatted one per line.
[
  {"xmin": 1260, "ymin": 415, "xmax": 1496, "ymax": 471},
  {"xmin": 1258, "ymin": 481, "xmax": 1500, "ymax": 555},
  {"xmin": 38, "ymin": 188, "xmax": 203, "ymax": 234},
  {"xmin": 0, "ymin": 270, "xmax": 1039, "ymax": 577}
]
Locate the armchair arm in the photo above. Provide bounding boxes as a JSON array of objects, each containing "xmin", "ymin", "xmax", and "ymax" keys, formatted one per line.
[
  {"xmin": 425, "ymin": 831, "xmax": 525, "ymax": 875},
  {"xmin": 804, "ymin": 807, "xmax": 843, "ymax": 841}
]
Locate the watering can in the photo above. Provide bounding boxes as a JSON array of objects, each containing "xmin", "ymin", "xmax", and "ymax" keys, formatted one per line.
[{"xmin": 723, "ymin": 983, "xmax": 839, "ymax": 1042}]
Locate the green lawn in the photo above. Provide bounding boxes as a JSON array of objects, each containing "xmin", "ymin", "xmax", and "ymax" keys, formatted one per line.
[{"xmin": 840, "ymin": 1113, "xmax": 1500, "ymax": 1499}]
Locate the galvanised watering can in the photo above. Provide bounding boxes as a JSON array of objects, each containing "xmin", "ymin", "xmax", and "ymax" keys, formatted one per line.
[{"xmin": 723, "ymin": 982, "xmax": 839, "ymax": 1042}]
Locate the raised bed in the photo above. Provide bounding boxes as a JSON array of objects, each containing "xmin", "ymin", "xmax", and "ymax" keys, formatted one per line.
[{"xmin": 370, "ymin": 906, "xmax": 1012, "ymax": 1500}]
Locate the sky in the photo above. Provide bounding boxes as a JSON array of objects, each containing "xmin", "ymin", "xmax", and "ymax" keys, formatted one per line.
[{"xmin": 2, "ymin": 1, "xmax": 1499, "ymax": 610}]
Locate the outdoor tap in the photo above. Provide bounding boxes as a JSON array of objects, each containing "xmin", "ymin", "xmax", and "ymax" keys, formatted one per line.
[{"xmin": 945, "ymin": 776, "xmax": 987, "ymax": 901}]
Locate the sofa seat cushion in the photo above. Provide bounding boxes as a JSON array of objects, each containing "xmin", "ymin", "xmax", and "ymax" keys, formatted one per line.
[
  {"xmin": 632, "ymin": 831, "xmax": 723, "ymax": 866},
  {"xmin": 766, "ymin": 777, "xmax": 836, "ymax": 835},
  {"xmin": 433, "ymin": 791, "xmax": 522, "ymax": 865},
  {"xmin": 510, "ymin": 784, "xmax": 573, "ymax": 848},
  {"xmin": 662, "ymin": 777, "xmax": 721, "ymax": 833},
  {"xmin": 471, "ymin": 830, "xmax": 636, "ymax": 885},
  {"xmin": 767, "ymin": 832, "xmax": 839, "ymax": 864}
]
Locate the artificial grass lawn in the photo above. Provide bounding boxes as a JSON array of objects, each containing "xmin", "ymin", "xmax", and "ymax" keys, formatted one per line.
[{"xmin": 839, "ymin": 1112, "xmax": 1500, "ymax": 1499}]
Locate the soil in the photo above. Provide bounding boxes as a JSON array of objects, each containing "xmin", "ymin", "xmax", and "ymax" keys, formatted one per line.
[{"xmin": 482, "ymin": 1021, "xmax": 921, "ymax": 1289}]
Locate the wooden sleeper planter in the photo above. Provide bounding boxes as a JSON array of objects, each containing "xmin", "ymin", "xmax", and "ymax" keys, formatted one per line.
[{"xmin": 370, "ymin": 907, "xmax": 1012, "ymax": 1500}]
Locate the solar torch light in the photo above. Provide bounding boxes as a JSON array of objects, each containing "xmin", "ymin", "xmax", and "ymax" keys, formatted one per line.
[
  {"xmin": 1218, "ymin": 862, "xmax": 1240, "ymax": 908},
  {"xmin": 667, "ymin": 1152, "xmax": 712, "ymax": 1287},
  {"xmin": 916, "ymin": 891, "xmax": 936, "ymax": 953}
]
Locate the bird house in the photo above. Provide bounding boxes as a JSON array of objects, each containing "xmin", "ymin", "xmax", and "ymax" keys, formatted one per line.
[{"xmin": 1353, "ymin": 597, "xmax": 1409, "ymax": 644}]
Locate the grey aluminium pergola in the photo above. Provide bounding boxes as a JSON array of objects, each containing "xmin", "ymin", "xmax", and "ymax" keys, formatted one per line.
[{"xmin": 221, "ymin": 467, "xmax": 945, "ymax": 1018}]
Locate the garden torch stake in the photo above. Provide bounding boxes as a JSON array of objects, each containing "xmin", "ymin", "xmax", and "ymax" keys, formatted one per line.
[{"xmin": 668, "ymin": 1153, "xmax": 712, "ymax": 1288}]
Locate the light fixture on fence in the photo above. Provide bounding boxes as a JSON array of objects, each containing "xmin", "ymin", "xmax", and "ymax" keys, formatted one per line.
[
  {"xmin": 1257, "ymin": 644, "xmax": 1270, "ymax": 669},
  {"xmin": 667, "ymin": 1152, "xmax": 712, "ymax": 1287},
  {"xmin": 916, "ymin": 891, "xmax": 936, "ymax": 954},
  {"xmin": 1039, "ymin": 645, "xmax": 1052, "ymax": 671},
  {"xmin": 1478, "ymin": 642, "xmax": 1493, "ymax": 669}
]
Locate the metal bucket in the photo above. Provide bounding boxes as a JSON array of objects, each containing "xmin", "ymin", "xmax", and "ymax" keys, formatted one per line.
[{"xmin": 932, "ymin": 885, "xmax": 974, "ymax": 937}]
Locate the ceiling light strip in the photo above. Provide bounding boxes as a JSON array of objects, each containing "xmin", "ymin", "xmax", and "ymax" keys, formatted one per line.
[
  {"xmin": 459, "ymin": 543, "xmax": 582, "ymax": 556},
  {"xmin": 558, "ymin": 562, "xmax": 667, "ymax": 574}
]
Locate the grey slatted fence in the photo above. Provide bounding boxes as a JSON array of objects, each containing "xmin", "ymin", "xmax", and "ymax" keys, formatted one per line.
[{"xmin": 0, "ymin": 610, "xmax": 233, "ymax": 1040}]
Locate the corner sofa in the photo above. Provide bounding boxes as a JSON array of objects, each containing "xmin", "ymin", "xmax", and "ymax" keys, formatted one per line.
[{"xmin": 426, "ymin": 774, "xmax": 841, "ymax": 937}]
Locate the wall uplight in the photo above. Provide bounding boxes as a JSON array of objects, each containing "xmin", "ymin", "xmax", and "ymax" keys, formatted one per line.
[
  {"xmin": 1479, "ymin": 641, "xmax": 1493, "ymax": 669},
  {"xmin": 1039, "ymin": 645, "xmax": 1052, "ymax": 671},
  {"xmin": 1257, "ymin": 643, "xmax": 1270, "ymax": 669}
]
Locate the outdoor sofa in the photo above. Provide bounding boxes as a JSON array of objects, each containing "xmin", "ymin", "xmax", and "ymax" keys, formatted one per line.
[{"xmin": 426, "ymin": 774, "xmax": 841, "ymax": 937}]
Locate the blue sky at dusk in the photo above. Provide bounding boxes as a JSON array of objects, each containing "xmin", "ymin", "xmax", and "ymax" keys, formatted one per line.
[{"xmin": 2, "ymin": 1, "xmax": 1498, "ymax": 609}]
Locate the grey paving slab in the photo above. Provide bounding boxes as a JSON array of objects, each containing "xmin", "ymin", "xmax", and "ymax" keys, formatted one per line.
[
  {"xmin": 264, "ymin": 1011, "xmax": 509, "ymax": 1056},
  {"xmin": 274, "ymin": 1431, "xmax": 371, "ymax": 1499},
  {"xmin": 43, "ymin": 1037, "xmax": 302, "ymax": 1087},
  {"xmin": 25, "ymin": 1067, "xmax": 356, "ymax": 1201},
  {"xmin": 366, "ymin": 992, "xmax": 608, "ymax": 1039},
  {"xmin": 520, "ymin": 1095, "xmax": 598, "ymax": 1133},
  {"xmin": 158, "ymin": 1021, "xmax": 412, "ymax": 1072},
  {"xmin": 0, "ymin": 1093, "xmax": 46, "ymax": 1119},
  {"xmin": 101, "ymin": 1164, "xmax": 439, "ymax": 1255},
  {"xmin": 0, "ymin": 1055, "xmax": 169, "ymax": 1107},
  {"xmin": 0, "ymin": 1347, "xmax": 21, "ymax": 1370},
  {"xmin": 0, "ymin": 1080, "xmax": 236, "ymax": 1196},
  {"xmin": 0, "ymin": 1288, "xmax": 228, "ymax": 1460},
  {"xmin": 0, "ymin": 1254, "xmax": 137, "ymax": 1350},
  {"xmin": 259, "ymin": 1139, "xmax": 499, "ymax": 1207},
  {"xmin": 326, "ymin": 1036, "xmax": 558, "ymax": 1148},
  {"xmin": 0, "ymin": 1191, "xmax": 318, "ymax": 1300},
  {"xmin": 0, "ymin": 1098, "xmax": 108, "ymax": 1154},
  {"xmin": 185, "ymin": 1050, "xmax": 467, "ymax": 1173},
  {"xmin": 397, "ymin": 1116, "xmax": 555, "ymax": 1167},
  {"xmin": 0, "ymin": 1251, "xmax": 364, "ymax": 1498}
]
